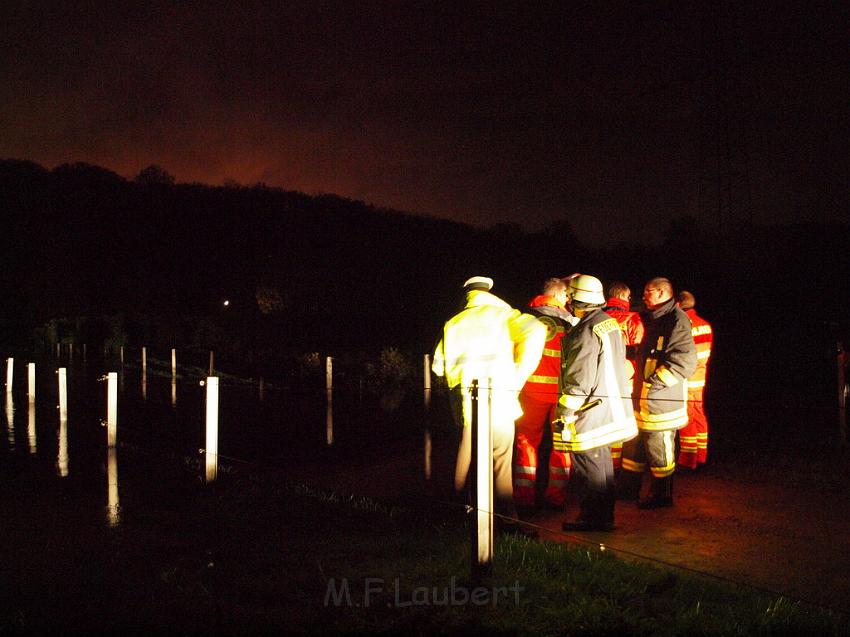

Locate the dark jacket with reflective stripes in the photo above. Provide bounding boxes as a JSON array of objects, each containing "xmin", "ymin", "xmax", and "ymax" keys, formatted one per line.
[
  {"xmin": 555, "ymin": 308, "xmax": 638, "ymax": 452},
  {"xmin": 634, "ymin": 297, "xmax": 698, "ymax": 431}
]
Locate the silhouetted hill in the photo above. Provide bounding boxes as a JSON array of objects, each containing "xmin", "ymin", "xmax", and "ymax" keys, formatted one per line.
[{"xmin": 1, "ymin": 158, "xmax": 848, "ymax": 400}]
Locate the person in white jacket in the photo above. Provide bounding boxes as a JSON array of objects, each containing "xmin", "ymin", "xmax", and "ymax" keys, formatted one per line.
[{"xmin": 433, "ymin": 276, "xmax": 546, "ymax": 521}]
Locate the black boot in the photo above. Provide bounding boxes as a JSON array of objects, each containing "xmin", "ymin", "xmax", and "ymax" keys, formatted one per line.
[
  {"xmin": 638, "ymin": 475, "xmax": 673, "ymax": 509},
  {"xmin": 615, "ymin": 469, "xmax": 642, "ymax": 501}
]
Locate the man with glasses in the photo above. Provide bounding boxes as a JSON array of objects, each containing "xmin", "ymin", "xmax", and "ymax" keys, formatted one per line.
[{"xmin": 619, "ymin": 278, "xmax": 697, "ymax": 508}]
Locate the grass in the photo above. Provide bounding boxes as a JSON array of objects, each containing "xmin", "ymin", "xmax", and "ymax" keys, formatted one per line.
[{"xmin": 2, "ymin": 463, "xmax": 847, "ymax": 636}]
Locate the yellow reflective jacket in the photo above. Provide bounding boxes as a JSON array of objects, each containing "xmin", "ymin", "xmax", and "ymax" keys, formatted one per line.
[{"xmin": 432, "ymin": 290, "xmax": 546, "ymax": 424}]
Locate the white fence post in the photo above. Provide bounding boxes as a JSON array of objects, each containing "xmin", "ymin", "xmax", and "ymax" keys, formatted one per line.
[
  {"xmin": 107, "ymin": 372, "xmax": 118, "ymax": 447},
  {"xmin": 205, "ymin": 377, "xmax": 219, "ymax": 482},
  {"xmin": 27, "ymin": 363, "xmax": 35, "ymax": 403},
  {"xmin": 171, "ymin": 348, "xmax": 177, "ymax": 377},
  {"xmin": 325, "ymin": 356, "xmax": 333, "ymax": 391},
  {"xmin": 424, "ymin": 354, "xmax": 432, "ymax": 409},
  {"xmin": 58, "ymin": 367, "xmax": 67, "ymax": 419},
  {"xmin": 57, "ymin": 369, "xmax": 68, "ymax": 477},
  {"xmin": 326, "ymin": 356, "xmax": 334, "ymax": 445},
  {"xmin": 142, "ymin": 346, "xmax": 147, "ymax": 373},
  {"xmin": 470, "ymin": 378, "xmax": 494, "ymax": 579},
  {"xmin": 6, "ymin": 357, "xmax": 12, "ymax": 394}
]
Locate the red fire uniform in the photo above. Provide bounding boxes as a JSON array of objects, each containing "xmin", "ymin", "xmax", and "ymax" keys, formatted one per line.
[
  {"xmin": 513, "ymin": 295, "xmax": 574, "ymax": 508},
  {"xmin": 603, "ymin": 297, "xmax": 644, "ymax": 469},
  {"xmin": 678, "ymin": 309, "xmax": 713, "ymax": 468}
]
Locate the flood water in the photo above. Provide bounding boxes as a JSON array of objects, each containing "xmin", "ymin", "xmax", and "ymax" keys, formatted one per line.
[{"xmin": 1, "ymin": 355, "xmax": 441, "ymax": 529}]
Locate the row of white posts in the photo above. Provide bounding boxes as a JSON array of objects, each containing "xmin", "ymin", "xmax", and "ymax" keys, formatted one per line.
[
  {"xmin": 6, "ymin": 354, "xmax": 494, "ymax": 576},
  {"xmin": 6, "ymin": 352, "xmax": 438, "ymax": 481},
  {"xmin": 52, "ymin": 345, "xmax": 214, "ymax": 378},
  {"xmin": 4, "ymin": 356, "xmax": 220, "ymax": 482}
]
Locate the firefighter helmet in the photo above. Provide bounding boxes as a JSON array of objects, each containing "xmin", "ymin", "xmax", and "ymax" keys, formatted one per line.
[{"xmin": 568, "ymin": 274, "xmax": 605, "ymax": 305}]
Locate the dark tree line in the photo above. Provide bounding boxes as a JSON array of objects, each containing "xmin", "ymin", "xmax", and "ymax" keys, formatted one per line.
[{"xmin": 1, "ymin": 158, "xmax": 848, "ymax": 401}]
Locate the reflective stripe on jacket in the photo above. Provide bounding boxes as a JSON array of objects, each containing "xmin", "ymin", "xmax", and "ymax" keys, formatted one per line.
[
  {"xmin": 635, "ymin": 297, "xmax": 697, "ymax": 431},
  {"xmin": 556, "ymin": 308, "xmax": 638, "ymax": 452},
  {"xmin": 604, "ymin": 297, "xmax": 645, "ymax": 395},
  {"xmin": 685, "ymin": 309, "xmax": 712, "ymax": 391},
  {"xmin": 521, "ymin": 296, "xmax": 574, "ymax": 403},
  {"xmin": 432, "ymin": 290, "xmax": 546, "ymax": 424}
]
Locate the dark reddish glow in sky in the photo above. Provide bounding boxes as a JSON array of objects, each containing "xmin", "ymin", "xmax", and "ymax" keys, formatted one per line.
[{"xmin": 1, "ymin": 1, "xmax": 846, "ymax": 245}]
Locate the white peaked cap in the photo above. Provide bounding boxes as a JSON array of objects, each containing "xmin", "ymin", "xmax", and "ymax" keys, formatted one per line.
[{"xmin": 462, "ymin": 276, "xmax": 494, "ymax": 291}]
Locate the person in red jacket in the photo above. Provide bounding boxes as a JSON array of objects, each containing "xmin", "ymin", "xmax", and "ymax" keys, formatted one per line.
[
  {"xmin": 602, "ymin": 282, "xmax": 644, "ymax": 470},
  {"xmin": 676, "ymin": 290, "xmax": 714, "ymax": 469},
  {"xmin": 513, "ymin": 277, "xmax": 578, "ymax": 513}
]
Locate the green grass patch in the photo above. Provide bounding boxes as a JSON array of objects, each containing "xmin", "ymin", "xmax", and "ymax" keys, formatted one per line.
[{"xmin": 2, "ymin": 468, "xmax": 846, "ymax": 635}]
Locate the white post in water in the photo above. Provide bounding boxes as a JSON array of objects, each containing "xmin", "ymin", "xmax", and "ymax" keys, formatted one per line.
[
  {"xmin": 326, "ymin": 356, "xmax": 334, "ymax": 445},
  {"xmin": 325, "ymin": 356, "xmax": 333, "ymax": 391},
  {"xmin": 470, "ymin": 378, "xmax": 494, "ymax": 579},
  {"xmin": 58, "ymin": 367, "xmax": 68, "ymax": 420},
  {"xmin": 208, "ymin": 351, "xmax": 214, "ymax": 376},
  {"xmin": 6, "ymin": 357, "xmax": 12, "ymax": 394},
  {"xmin": 27, "ymin": 363, "xmax": 35, "ymax": 402},
  {"xmin": 205, "ymin": 377, "xmax": 219, "ymax": 482},
  {"xmin": 424, "ymin": 354, "xmax": 431, "ymax": 409},
  {"xmin": 107, "ymin": 372, "xmax": 118, "ymax": 447},
  {"xmin": 171, "ymin": 348, "xmax": 177, "ymax": 377}
]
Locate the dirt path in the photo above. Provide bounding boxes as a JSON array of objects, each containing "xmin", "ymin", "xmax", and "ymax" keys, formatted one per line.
[{"xmin": 288, "ymin": 435, "xmax": 850, "ymax": 614}]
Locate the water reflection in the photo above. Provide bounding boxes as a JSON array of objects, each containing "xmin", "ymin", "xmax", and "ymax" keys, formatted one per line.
[
  {"xmin": 171, "ymin": 377, "xmax": 177, "ymax": 407},
  {"xmin": 326, "ymin": 389, "xmax": 334, "ymax": 446},
  {"xmin": 27, "ymin": 401, "xmax": 36, "ymax": 454},
  {"xmin": 106, "ymin": 448, "xmax": 120, "ymax": 527},
  {"xmin": 141, "ymin": 370, "xmax": 147, "ymax": 401},
  {"xmin": 5, "ymin": 396, "xmax": 14, "ymax": 450},
  {"xmin": 57, "ymin": 415, "xmax": 68, "ymax": 477},
  {"xmin": 424, "ymin": 428, "xmax": 432, "ymax": 480}
]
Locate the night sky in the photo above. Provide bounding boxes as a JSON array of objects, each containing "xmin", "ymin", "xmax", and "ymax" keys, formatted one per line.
[{"xmin": 1, "ymin": 1, "xmax": 846, "ymax": 246}]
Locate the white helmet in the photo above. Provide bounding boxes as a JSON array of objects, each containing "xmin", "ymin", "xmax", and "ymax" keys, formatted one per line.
[{"xmin": 568, "ymin": 274, "xmax": 605, "ymax": 305}]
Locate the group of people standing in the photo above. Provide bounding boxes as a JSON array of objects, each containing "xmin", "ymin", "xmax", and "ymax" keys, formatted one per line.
[{"xmin": 432, "ymin": 273, "xmax": 713, "ymax": 533}]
